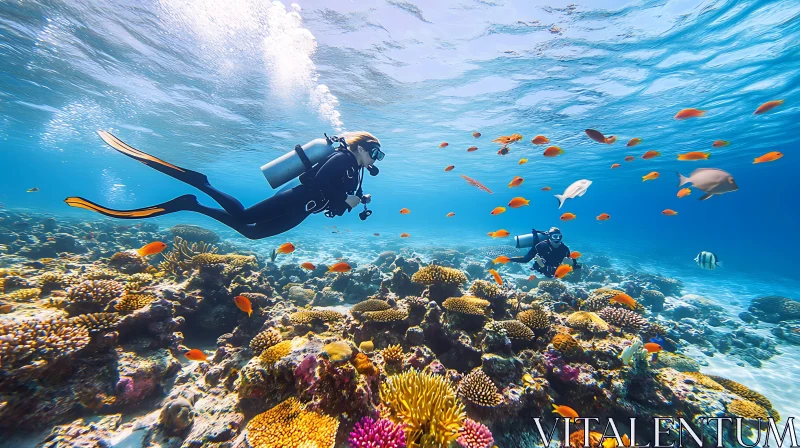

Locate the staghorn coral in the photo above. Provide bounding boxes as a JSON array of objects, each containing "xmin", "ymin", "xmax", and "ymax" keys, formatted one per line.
[
  {"xmin": 707, "ymin": 375, "xmax": 774, "ymax": 411},
  {"xmin": 351, "ymin": 299, "xmax": 392, "ymax": 313},
  {"xmin": 69, "ymin": 313, "xmax": 121, "ymax": 332},
  {"xmin": 598, "ymin": 307, "xmax": 649, "ymax": 333},
  {"xmin": 457, "ymin": 369, "xmax": 502, "ymax": 407},
  {"xmin": 727, "ymin": 399, "xmax": 769, "ymax": 420},
  {"xmin": 249, "ymin": 328, "xmax": 283, "ymax": 354},
  {"xmin": 684, "ymin": 372, "xmax": 724, "ymax": 391},
  {"xmin": 290, "ymin": 309, "xmax": 345, "ymax": 325},
  {"xmin": 349, "ymin": 416, "xmax": 406, "ymax": 448},
  {"xmin": 469, "ymin": 280, "xmax": 503, "ymax": 301},
  {"xmin": 381, "ymin": 370, "xmax": 466, "ymax": 448},
  {"xmin": 537, "ymin": 280, "xmax": 567, "ymax": 298},
  {"xmin": 565, "ymin": 311, "xmax": 610, "ymax": 332},
  {"xmin": 4, "ymin": 287, "xmax": 41, "ymax": 301},
  {"xmin": 114, "ymin": 293, "xmax": 155, "ymax": 312},
  {"xmin": 551, "ymin": 333, "xmax": 581, "ymax": 357},
  {"xmin": 458, "ymin": 418, "xmax": 494, "ymax": 448},
  {"xmin": 260, "ymin": 340, "xmax": 292, "ymax": 367},
  {"xmin": 363, "ymin": 308, "xmax": 409, "ymax": 323},
  {"xmin": 383, "ymin": 344, "xmax": 404, "ymax": 363},
  {"xmin": 67, "ymin": 280, "xmax": 124, "ymax": 305},
  {"xmin": 352, "ymin": 352, "xmax": 378, "ymax": 376},
  {"xmin": 0, "ymin": 316, "xmax": 90, "ymax": 371},
  {"xmin": 517, "ymin": 305, "xmax": 551, "ymax": 331},
  {"xmin": 443, "ymin": 296, "xmax": 490, "ymax": 316},
  {"xmin": 158, "ymin": 236, "xmax": 218, "ymax": 275},
  {"xmin": 245, "ymin": 397, "xmax": 338, "ymax": 448},
  {"xmin": 411, "ymin": 265, "xmax": 467, "ymax": 286},
  {"xmin": 494, "ymin": 320, "xmax": 535, "ymax": 340}
]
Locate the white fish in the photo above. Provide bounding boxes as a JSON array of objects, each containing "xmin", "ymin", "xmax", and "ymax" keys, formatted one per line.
[
  {"xmin": 555, "ymin": 179, "xmax": 592, "ymax": 209},
  {"xmin": 695, "ymin": 251, "xmax": 723, "ymax": 270},
  {"xmin": 677, "ymin": 168, "xmax": 738, "ymax": 201}
]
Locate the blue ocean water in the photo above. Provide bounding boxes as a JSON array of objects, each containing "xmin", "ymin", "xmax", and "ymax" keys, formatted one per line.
[{"xmin": 2, "ymin": 0, "xmax": 800, "ymax": 435}]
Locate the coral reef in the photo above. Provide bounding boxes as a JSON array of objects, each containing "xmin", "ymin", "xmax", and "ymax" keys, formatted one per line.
[
  {"xmin": 492, "ymin": 320, "xmax": 534, "ymax": 341},
  {"xmin": 458, "ymin": 418, "xmax": 494, "ymax": 448},
  {"xmin": 707, "ymin": 375, "xmax": 774, "ymax": 412},
  {"xmin": 114, "ymin": 293, "xmax": 155, "ymax": 311},
  {"xmin": 245, "ymin": 397, "xmax": 338, "ymax": 448},
  {"xmin": 443, "ymin": 296, "xmax": 490, "ymax": 316},
  {"xmin": 0, "ymin": 316, "xmax": 90, "ymax": 372},
  {"xmin": 349, "ymin": 416, "xmax": 407, "ymax": 448},
  {"xmin": 457, "ymin": 369, "xmax": 502, "ymax": 407},
  {"xmin": 598, "ymin": 306, "xmax": 649, "ymax": 333},
  {"xmin": 565, "ymin": 311, "xmax": 610, "ymax": 332},
  {"xmin": 170, "ymin": 224, "xmax": 220, "ymax": 243},
  {"xmin": 351, "ymin": 298, "xmax": 392, "ymax": 313},
  {"xmin": 67, "ymin": 280, "xmax": 125, "ymax": 309},
  {"xmin": 249, "ymin": 328, "xmax": 283, "ymax": 354},
  {"xmin": 517, "ymin": 305, "xmax": 551, "ymax": 333},
  {"xmin": 727, "ymin": 399, "xmax": 769, "ymax": 420}
]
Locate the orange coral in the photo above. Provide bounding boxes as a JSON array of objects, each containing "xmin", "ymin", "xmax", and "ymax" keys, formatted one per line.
[
  {"xmin": 352, "ymin": 352, "xmax": 378, "ymax": 376},
  {"xmin": 245, "ymin": 397, "xmax": 339, "ymax": 448}
]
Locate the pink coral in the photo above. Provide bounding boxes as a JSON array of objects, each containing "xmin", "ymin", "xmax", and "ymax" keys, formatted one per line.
[
  {"xmin": 458, "ymin": 418, "xmax": 494, "ymax": 448},
  {"xmin": 348, "ymin": 416, "xmax": 406, "ymax": 448}
]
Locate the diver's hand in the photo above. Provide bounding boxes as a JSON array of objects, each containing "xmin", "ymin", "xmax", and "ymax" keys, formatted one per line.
[
  {"xmin": 534, "ymin": 254, "xmax": 545, "ymax": 267},
  {"xmin": 361, "ymin": 194, "xmax": 371, "ymax": 204},
  {"xmin": 345, "ymin": 195, "xmax": 361, "ymax": 209},
  {"xmin": 562, "ymin": 257, "xmax": 574, "ymax": 266}
]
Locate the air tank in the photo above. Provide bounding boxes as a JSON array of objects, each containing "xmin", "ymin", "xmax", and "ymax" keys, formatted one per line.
[{"xmin": 260, "ymin": 138, "xmax": 334, "ymax": 189}]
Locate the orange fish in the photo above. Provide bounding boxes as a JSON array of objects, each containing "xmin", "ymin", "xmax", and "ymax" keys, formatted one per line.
[
  {"xmin": 467, "ymin": 146, "xmax": 479, "ymax": 152},
  {"xmin": 488, "ymin": 269, "xmax": 503, "ymax": 286},
  {"xmin": 508, "ymin": 197, "xmax": 530, "ymax": 208},
  {"xmin": 753, "ymin": 151, "xmax": 783, "ymax": 164},
  {"xmin": 642, "ymin": 171, "xmax": 660, "ymax": 182},
  {"xmin": 569, "ymin": 251, "xmax": 581, "ymax": 259},
  {"xmin": 624, "ymin": 156, "xmax": 635, "ymax": 162},
  {"xmin": 277, "ymin": 242, "xmax": 295, "ymax": 254},
  {"xmin": 677, "ymin": 188, "xmax": 691, "ymax": 198},
  {"xmin": 400, "ymin": 233, "xmax": 410, "ymax": 238},
  {"xmin": 497, "ymin": 146, "xmax": 510, "ymax": 155},
  {"xmin": 509, "ymin": 176, "xmax": 524, "ymax": 188},
  {"xmin": 301, "ymin": 262, "xmax": 316, "ymax": 270},
  {"xmin": 528, "ymin": 274, "xmax": 537, "ymax": 281},
  {"xmin": 444, "ymin": 165, "xmax": 455, "ymax": 172},
  {"xmin": 531, "ymin": 135, "xmax": 549, "ymax": 145},
  {"xmin": 754, "ymin": 100, "xmax": 783, "ymax": 115},
  {"xmin": 472, "ymin": 132, "xmax": 482, "ymax": 138},
  {"xmin": 554, "ymin": 264, "xmax": 573, "ymax": 279},
  {"xmin": 596, "ymin": 213, "xmax": 610, "ymax": 221},
  {"xmin": 642, "ymin": 150, "xmax": 660, "ymax": 160},
  {"xmin": 543, "ymin": 146, "xmax": 564, "ymax": 157},
  {"xmin": 400, "ymin": 208, "xmax": 411, "ymax": 214},
  {"xmin": 677, "ymin": 151, "xmax": 710, "ymax": 161},
  {"xmin": 674, "ymin": 108, "xmax": 705, "ymax": 119},
  {"xmin": 493, "ymin": 256, "xmax": 510, "ymax": 264},
  {"xmin": 491, "ymin": 229, "xmax": 510, "ymax": 238},
  {"xmin": 644, "ymin": 342, "xmax": 663, "ymax": 353},
  {"xmin": 519, "ymin": 158, "xmax": 528, "ymax": 165},
  {"xmin": 712, "ymin": 140, "xmax": 729, "ymax": 148},
  {"xmin": 328, "ymin": 262, "xmax": 352, "ymax": 273},
  {"xmin": 493, "ymin": 133, "xmax": 523, "ymax": 145},
  {"xmin": 490, "ymin": 206, "xmax": 507, "ymax": 215},
  {"xmin": 605, "ymin": 136, "xmax": 617, "ymax": 144},
  {"xmin": 439, "ymin": 142, "xmax": 449, "ymax": 148},
  {"xmin": 585, "ymin": 129, "xmax": 606, "ymax": 143},
  {"xmin": 552, "ymin": 404, "xmax": 578, "ymax": 419},
  {"xmin": 610, "ymin": 293, "xmax": 637, "ymax": 310},
  {"xmin": 627, "ymin": 138, "xmax": 642, "ymax": 147},
  {"xmin": 233, "ymin": 295, "xmax": 253, "ymax": 317},
  {"xmin": 137, "ymin": 241, "xmax": 167, "ymax": 257},
  {"xmin": 560, "ymin": 212, "xmax": 576, "ymax": 221},
  {"xmin": 611, "ymin": 163, "xmax": 621, "ymax": 169},
  {"xmin": 541, "ymin": 186, "xmax": 551, "ymax": 191},
  {"xmin": 185, "ymin": 349, "xmax": 207, "ymax": 362},
  {"xmin": 446, "ymin": 212, "xmax": 455, "ymax": 218},
  {"xmin": 662, "ymin": 209, "xmax": 678, "ymax": 216}
]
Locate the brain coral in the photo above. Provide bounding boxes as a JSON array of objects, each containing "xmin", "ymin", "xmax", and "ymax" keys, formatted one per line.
[
  {"xmin": 351, "ymin": 299, "xmax": 392, "ymax": 313},
  {"xmin": 517, "ymin": 306, "xmax": 551, "ymax": 331},
  {"xmin": 565, "ymin": 311, "xmax": 610, "ymax": 332},
  {"xmin": 115, "ymin": 293, "xmax": 155, "ymax": 312},
  {"xmin": 707, "ymin": 375, "xmax": 774, "ymax": 411},
  {"xmin": 381, "ymin": 370, "xmax": 465, "ymax": 447},
  {"xmin": 322, "ymin": 340, "xmax": 354, "ymax": 363},
  {"xmin": 457, "ymin": 369, "xmax": 502, "ymax": 407},
  {"xmin": 0, "ymin": 316, "xmax": 90, "ymax": 371},
  {"xmin": 411, "ymin": 265, "xmax": 467, "ymax": 286},
  {"xmin": 290, "ymin": 309, "xmax": 345, "ymax": 325},
  {"xmin": 443, "ymin": 296, "xmax": 490, "ymax": 316},
  {"xmin": 494, "ymin": 320, "xmax": 535, "ymax": 340},
  {"xmin": 469, "ymin": 280, "xmax": 503, "ymax": 301},
  {"xmin": 363, "ymin": 308, "xmax": 409, "ymax": 323},
  {"xmin": 551, "ymin": 333, "xmax": 581, "ymax": 357},
  {"xmin": 249, "ymin": 328, "xmax": 282, "ymax": 354},
  {"xmin": 382, "ymin": 344, "xmax": 404, "ymax": 363},
  {"xmin": 727, "ymin": 399, "xmax": 770, "ymax": 420},
  {"xmin": 598, "ymin": 307, "xmax": 649, "ymax": 333},
  {"xmin": 245, "ymin": 397, "xmax": 338, "ymax": 448},
  {"xmin": 67, "ymin": 280, "xmax": 125, "ymax": 305}
]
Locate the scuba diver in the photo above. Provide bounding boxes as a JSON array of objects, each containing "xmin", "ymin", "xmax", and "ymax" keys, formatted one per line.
[
  {"xmin": 64, "ymin": 131, "xmax": 384, "ymax": 240},
  {"xmin": 509, "ymin": 227, "xmax": 580, "ymax": 278}
]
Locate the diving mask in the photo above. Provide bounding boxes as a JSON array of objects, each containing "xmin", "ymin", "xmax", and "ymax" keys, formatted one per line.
[
  {"xmin": 369, "ymin": 146, "xmax": 385, "ymax": 162},
  {"xmin": 550, "ymin": 233, "xmax": 563, "ymax": 242}
]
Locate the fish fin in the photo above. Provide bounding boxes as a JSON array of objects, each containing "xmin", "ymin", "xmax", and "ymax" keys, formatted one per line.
[
  {"xmin": 698, "ymin": 193, "xmax": 713, "ymax": 201},
  {"xmin": 716, "ymin": 261, "xmax": 723, "ymax": 268},
  {"xmin": 677, "ymin": 172, "xmax": 690, "ymax": 187},
  {"xmin": 554, "ymin": 194, "xmax": 565, "ymax": 209},
  {"xmin": 136, "ymin": 248, "xmax": 146, "ymax": 257},
  {"xmin": 248, "ymin": 310, "xmax": 252, "ymax": 317}
]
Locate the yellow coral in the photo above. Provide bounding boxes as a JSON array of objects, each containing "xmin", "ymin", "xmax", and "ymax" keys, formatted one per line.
[
  {"xmin": 351, "ymin": 299, "xmax": 391, "ymax": 313},
  {"xmin": 321, "ymin": 341, "xmax": 353, "ymax": 363},
  {"xmin": 290, "ymin": 309, "xmax": 345, "ymax": 325},
  {"xmin": 517, "ymin": 306, "xmax": 551, "ymax": 331},
  {"xmin": 260, "ymin": 340, "xmax": 293, "ymax": 366},
  {"xmin": 245, "ymin": 397, "xmax": 339, "ymax": 448},
  {"xmin": 565, "ymin": 311, "xmax": 610, "ymax": 332},
  {"xmin": 0, "ymin": 316, "xmax": 90, "ymax": 371},
  {"xmin": 381, "ymin": 370, "xmax": 465, "ymax": 448},
  {"xmin": 552, "ymin": 333, "xmax": 581, "ymax": 356},
  {"xmin": 5, "ymin": 288, "xmax": 41, "ymax": 301},
  {"xmin": 684, "ymin": 372, "xmax": 724, "ymax": 391},
  {"xmin": 469, "ymin": 280, "xmax": 503, "ymax": 301},
  {"xmin": 363, "ymin": 308, "xmax": 408, "ymax": 323},
  {"xmin": 351, "ymin": 352, "xmax": 378, "ymax": 376},
  {"xmin": 382, "ymin": 344, "xmax": 404, "ymax": 363},
  {"xmin": 359, "ymin": 340, "xmax": 374, "ymax": 353},
  {"xmin": 494, "ymin": 320, "xmax": 535, "ymax": 340},
  {"xmin": 70, "ymin": 313, "xmax": 121, "ymax": 332},
  {"xmin": 114, "ymin": 293, "xmax": 155, "ymax": 311},
  {"xmin": 442, "ymin": 296, "xmax": 490, "ymax": 316},
  {"xmin": 707, "ymin": 375, "xmax": 774, "ymax": 412},
  {"xmin": 457, "ymin": 369, "xmax": 502, "ymax": 407},
  {"xmin": 411, "ymin": 265, "xmax": 467, "ymax": 286},
  {"xmin": 727, "ymin": 399, "xmax": 769, "ymax": 420}
]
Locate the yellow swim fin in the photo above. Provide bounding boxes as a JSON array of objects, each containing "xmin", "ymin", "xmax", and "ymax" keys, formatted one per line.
[
  {"xmin": 64, "ymin": 195, "xmax": 196, "ymax": 219},
  {"xmin": 97, "ymin": 130, "xmax": 185, "ymax": 173}
]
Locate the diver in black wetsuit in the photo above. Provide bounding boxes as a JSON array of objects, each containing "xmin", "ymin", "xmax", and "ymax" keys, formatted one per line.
[
  {"xmin": 64, "ymin": 131, "xmax": 384, "ymax": 240},
  {"xmin": 509, "ymin": 227, "xmax": 580, "ymax": 278}
]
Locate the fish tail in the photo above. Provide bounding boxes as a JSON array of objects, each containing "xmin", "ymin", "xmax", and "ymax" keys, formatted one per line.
[
  {"xmin": 136, "ymin": 248, "xmax": 146, "ymax": 257},
  {"xmin": 248, "ymin": 310, "xmax": 252, "ymax": 317},
  {"xmin": 554, "ymin": 194, "xmax": 565, "ymax": 209},
  {"xmin": 676, "ymin": 171, "xmax": 690, "ymax": 187}
]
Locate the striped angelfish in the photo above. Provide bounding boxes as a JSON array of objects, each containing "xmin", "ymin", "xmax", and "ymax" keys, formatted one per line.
[{"xmin": 695, "ymin": 251, "xmax": 722, "ymax": 270}]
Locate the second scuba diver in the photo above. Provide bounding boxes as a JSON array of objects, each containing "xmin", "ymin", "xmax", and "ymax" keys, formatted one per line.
[
  {"xmin": 509, "ymin": 227, "xmax": 580, "ymax": 278},
  {"xmin": 64, "ymin": 131, "xmax": 384, "ymax": 240}
]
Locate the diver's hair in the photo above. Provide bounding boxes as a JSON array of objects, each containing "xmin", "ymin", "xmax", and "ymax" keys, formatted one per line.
[{"xmin": 342, "ymin": 131, "xmax": 380, "ymax": 152}]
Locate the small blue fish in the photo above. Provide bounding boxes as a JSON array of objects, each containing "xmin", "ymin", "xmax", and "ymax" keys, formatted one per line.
[{"xmin": 650, "ymin": 336, "xmax": 665, "ymax": 346}]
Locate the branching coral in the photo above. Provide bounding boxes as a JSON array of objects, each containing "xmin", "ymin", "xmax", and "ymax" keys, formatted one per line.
[
  {"xmin": 382, "ymin": 344, "xmax": 404, "ymax": 363},
  {"xmin": 349, "ymin": 416, "xmax": 406, "ymax": 448},
  {"xmin": 381, "ymin": 370, "xmax": 466, "ymax": 448},
  {"xmin": 363, "ymin": 308, "xmax": 409, "ymax": 323},
  {"xmin": 158, "ymin": 236, "xmax": 218, "ymax": 276},
  {"xmin": 67, "ymin": 280, "xmax": 125, "ymax": 305},
  {"xmin": 114, "ymin": 293, "xmax": 155, "ymax": 312},
  {"xmin": 85, "ymin": 269, "xmax": 118, "ymax": 280},
  {"xmin": 565, "ymin": 311, "xmax": 610, "ymax": 332},
  {"xmin": 260, "ymin": 340, "xmax": 292, "ymax": 367},
  {"xmin": 443, "ymin": 296, "xmax": 490, "ymax": 316},
  {"xmin": 39, "ymin": 272, "xmax": 63, "ymax": 290},
  {"xmin": 458, "ymin": 418, "xmax": 494, "ymax": 448},
  {"xmin": 457, "ymin": 369, "xmax": 502, "ymax": 407},
  {"xmin": 289, "ymin": 309, "xmax": 345, "ymax": 325},
  {"xmin": 598, "ymin": 307, "xmax": 649, "ymax": 333},
  {"xmin": 411, "ymin": 265, "xmax": 467, "ymax": 286},
  {"xmin": 468, "ymin": 280, "xmax": 502, "ymax": 301},
  {"xmin": 351, "ymin": 299, "xmax": 392, "ymax": 313},
  {"xmin": 245, "ymin": 397, "xmax": 338, "ymax": 448},
  {"xmin": 249, "ymin": 328, "xmax": 283, "ymax": 354},
  {"xmin": 70, "ymin": 312, "xmax": 121, "ymax": 332},
  {"xmin": 727, "ymin": 399, "xmax": 769, "ymax": 420},
  {"xmin": 517, "ymin": 305, "xmax": 551, "ymax": 331},
  {"xmin": 493, "ymin": 320, "xmax": 534, "ymax": 340},
  {"xmin": 4, "ymin": 287, "xmax": 41, "ymax": 301},
  {"xmin": 0, "ymin": 316, "xmax": 90, "ymax": 371},
  {"xmin": 707, "ymin": 376, "xmax": 775, "ymax": 412}
]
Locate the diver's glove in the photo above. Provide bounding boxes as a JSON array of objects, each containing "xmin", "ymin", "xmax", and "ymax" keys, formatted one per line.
[{"xmin": 345, "ymin": 195, "xmax": 361, "ymax": 209}]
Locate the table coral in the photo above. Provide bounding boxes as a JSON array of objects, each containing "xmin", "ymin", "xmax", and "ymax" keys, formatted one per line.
[
  {"xmin": 707, "ymin": 375, "xmax": 774, "ymax": 412},
  {"xmin": 598, "ymin": 307, "xmax": 649, "ymax": 333},
  {"xmin": 443, "ymin": 296, "xmax": 490, "ymax": 316},
  {"xmin": 114, "ymin": 293, "xmax": 155, "ymax": 312},
  {"xmin": 290, "ymin": 309, "xmax": 345, "ymax": 325},
  {"xmin": 493, "ymin": 320, "xmax": 534, "ymax": 341},
  {"xmin": 469, "ymin": 280, "xmax": 503, "ymax": 301},
  {"xmin": 565, "ymin": 311, "xmax": 610, "ymax": 333},
  {"xmin": 727, "ymin": 399, "xmax": 769, "ymax": 420},
  {"xmin": 363, "ymin": 308, "xmax": 409, "ymax": 323},
  {"xmin": 352, "ymin": 299, "xmax": 392, "ymax": 313},
  {"xmin": 411, "ymin": 265, "xmax": 467, "ymax": 286}
]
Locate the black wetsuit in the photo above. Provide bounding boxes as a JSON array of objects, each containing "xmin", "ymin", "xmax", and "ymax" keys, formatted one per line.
[{"xmin": 510, "ymin": 240, "xmax": 574, "ymax": 278}]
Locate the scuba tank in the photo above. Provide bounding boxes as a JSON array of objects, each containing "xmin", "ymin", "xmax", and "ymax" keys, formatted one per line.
[
  {"xmin": 260, "ymin": 135, "xmax": 339, "ymax": 189},
  {"xmin": 514, "ymin": 229, "xmax": 550, "ymax": 248}
]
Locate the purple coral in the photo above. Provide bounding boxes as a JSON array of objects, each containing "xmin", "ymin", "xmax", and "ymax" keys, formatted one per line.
[
  {"xmin": 348, "ymin": 417, "xmax": 406, "ymax": 448},
  {"xmin": 458, "ymin": 418, "xmax": 494, "ymax": 448},
  {"xmin": 544, "ymin": 351, "xmax": 581, "ymax": 382}
]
